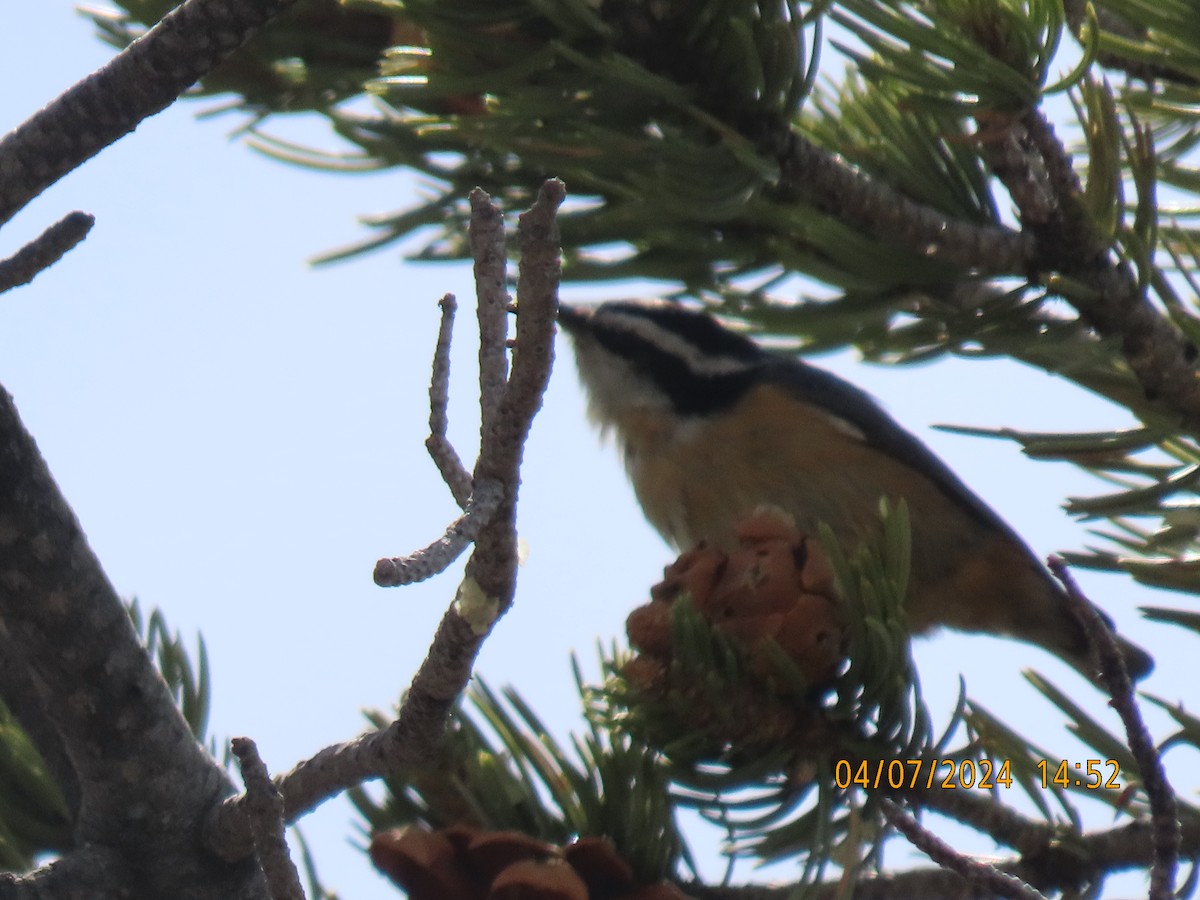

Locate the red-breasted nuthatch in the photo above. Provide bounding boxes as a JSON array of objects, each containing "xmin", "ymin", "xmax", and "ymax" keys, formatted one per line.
[{"xmin": 559, "ymin": 300, "xmax": 1153, "ymax": 684}]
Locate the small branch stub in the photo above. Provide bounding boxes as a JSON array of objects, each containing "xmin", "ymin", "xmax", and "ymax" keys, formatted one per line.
[
  {"xmin": 373, "ymin": 480, "xmax": 504, "ymax": 587},
  {"xmin": 425, "ymin": 293, "xmax": 473, "ymax": 509},
  {"xmin": 231, "ymin": 736, "xmax": 306, "ymax": 900},
  {"xmin": 0, "ymin": 211, "xmax": 94, "ymax": 294}
]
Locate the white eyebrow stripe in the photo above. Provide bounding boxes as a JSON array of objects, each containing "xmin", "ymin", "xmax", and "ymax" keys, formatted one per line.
[{"xmin": 597, "ymin": 310, "xmax": 756, "ymax": 378}]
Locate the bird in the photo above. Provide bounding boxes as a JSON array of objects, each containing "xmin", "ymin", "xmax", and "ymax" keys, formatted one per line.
[{"xmin": 558, "ymin": 299, "xmax": 1153, "ymax": 684}]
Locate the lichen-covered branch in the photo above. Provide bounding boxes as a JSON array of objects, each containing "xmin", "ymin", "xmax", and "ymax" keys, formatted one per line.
[{"xmin": 206, "ymin": 181, "xmax": 563, "ymax": 860}]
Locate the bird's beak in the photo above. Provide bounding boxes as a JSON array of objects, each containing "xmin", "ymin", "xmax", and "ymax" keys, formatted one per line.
[{"xmin": 556, "ymin": 303, "xmax": 592, "ymax": 335}]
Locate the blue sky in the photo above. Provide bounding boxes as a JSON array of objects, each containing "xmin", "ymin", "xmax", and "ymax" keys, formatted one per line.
[{"xmin": 2, "ymin": 4, "xmax": 1190, "ymax": 896}]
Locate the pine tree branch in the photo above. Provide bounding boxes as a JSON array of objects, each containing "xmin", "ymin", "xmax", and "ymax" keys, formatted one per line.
[
  {"xmin": 973, "ymin": 113, "xmax": 1057, "ymax": 227},
  {"xmin": 766, "ymin": 126, "xmax": 1035, "ymax": 276},
  {"xmin": 1026, "ymin": 109, "xmax": 1200, "ymax": 414},
  {"xmin": 976, "ymin": 103, "xmax": 1200, "ymax": 429},
  {"xmin": 1072, "ymin": 815, "xmax": 1200, "ymax": 873},
  {"xmin": 206, "ymin": 181, "xmax": 563, "ymax": 861},
  {"xmin": 0, "ymin": 0, "xmax": 306, "ymax": 229},
  {"xmin": 0, "ymin": 212, "xmax": 94, "ymax": 295}
]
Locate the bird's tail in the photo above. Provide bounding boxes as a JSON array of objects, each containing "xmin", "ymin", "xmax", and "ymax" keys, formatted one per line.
[{"xmin": 1025, "ymin": 596, "xmax": 1153, "ymax": 687}]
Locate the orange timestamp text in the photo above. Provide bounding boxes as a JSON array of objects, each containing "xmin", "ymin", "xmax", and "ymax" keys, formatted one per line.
[
  {"xmin": 1037, "ymin": 758, "xmax": 1122, "ymax": 790},
  {"xmin": 834, "ymin": 758, "xmax": 1014, "ymax": 791},
  {"xmin": 833, "ymin": 758, "xmax": 1124, "ymax": 791}
]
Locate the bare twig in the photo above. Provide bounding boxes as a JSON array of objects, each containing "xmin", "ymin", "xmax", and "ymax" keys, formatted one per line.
[
  {"xmin": 880, "ymin": 799, "xmax": 1047, "ymax": 900},
  {"xmin": 207, "ymin": 182, "xmax": 563, "ymax": 860},
  {"xmin": 373, "ymin": 171, "xmax": 566, "ymax": 587},
  {"xmin": 1049, "ymin": 557, "xmax": 1179, "ymax": 900},
  {"xmin": 462, "ymin": 179, "xmax": 563, "ymax": 615},
  {"xmin": 425, "ymin": 293, "xmax": 473, "ymax": 508},
  {"xmin": 469, "ymin": 188, "xmax": 511, "ymax": 442},
  {"xmin": 373, "ymin": 478, "xmax": 503, "ymax": 586},
  {"xmin": 0, "ymin": 0, "xmax": 304, "ymax": 227},
  {"xmin": 513, "ymin": 180, "xmax": 564, "ymax": 397},
  {"xmin": 0, "ymin": 212, "xmax": 94, "ymax": 294},
  {"xmin": 231, "ymin": 738, "xmax": 305, "ymax": 900}
]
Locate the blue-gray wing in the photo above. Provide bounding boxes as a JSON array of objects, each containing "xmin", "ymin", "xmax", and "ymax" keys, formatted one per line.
[{"xmin": 760, "ymin": 355, "xmax": 1024, "ymax": 543}]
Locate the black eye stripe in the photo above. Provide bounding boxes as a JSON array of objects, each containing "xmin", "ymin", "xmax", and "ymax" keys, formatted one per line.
[{"xmin": 589, "ymin": 311, "xmax": 763, "ymax": 415}]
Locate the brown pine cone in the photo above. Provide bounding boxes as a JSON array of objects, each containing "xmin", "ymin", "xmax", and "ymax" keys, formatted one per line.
[{"xmin": 628, "ymin": 506, "xmax": 845, "ymax": 689}]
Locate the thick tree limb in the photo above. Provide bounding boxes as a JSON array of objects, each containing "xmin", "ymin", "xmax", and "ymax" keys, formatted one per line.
[
  {"xmin": 0, "ymin": 387, "xmax": 264, "ymax": 897},
  {"xmin": 0, "ymin": 0, "xmax": 364, "ymax": 895},
  {"xmin": 0, "ymin": 0, "xmax": 305, "ymax": 228},
  {"xmin": 971, "ymin": 99, "xmax": 1200, "ymax": 429},
  {"xmin": 766, "ymin": 126, "xmax": 1035, "ymax": 276},
  {"xmin": 1021, "ymin": 109, "xmax": 1200, "ymax": 426}
]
